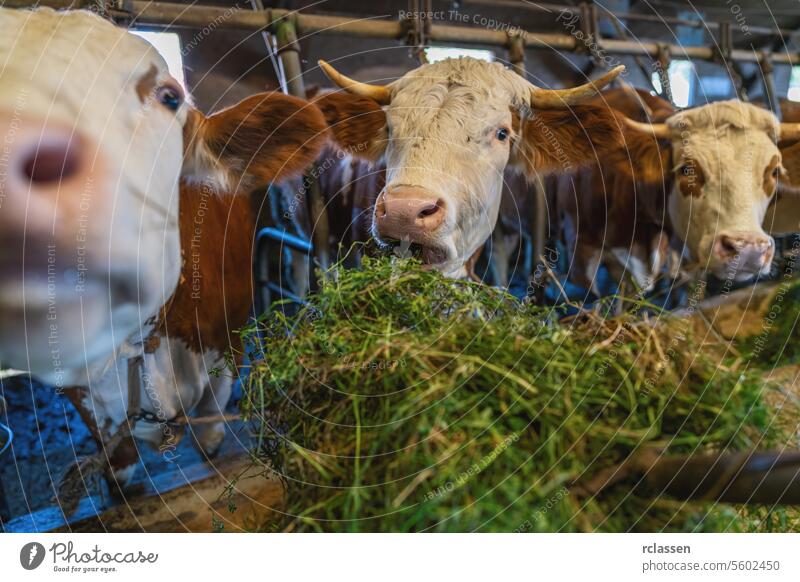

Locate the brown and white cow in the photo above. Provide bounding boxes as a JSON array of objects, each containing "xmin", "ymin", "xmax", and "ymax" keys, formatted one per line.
[
  {"xmin": 556, "ymin": 89, "xmax": 800, "ymax": 295},
  {"xmin": 556, "ymin": 88, "xmax": 678, "ymax": 294},
  {"xmin": 0, "ymin": 8, "xmax": 328, "ymax": 484},
  {"xmin": 616, "ymin": 99, "xmax": 800, "ymax": 284},
  {"xmin": 312, "ymin": 57, "xmax": 627, "ymax": 278}
]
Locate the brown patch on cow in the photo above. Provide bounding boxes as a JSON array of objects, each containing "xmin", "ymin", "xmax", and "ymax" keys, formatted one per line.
[
  {"xmin": 204, "ymin": 92, "xmax": 329, "ymax": 188},
  {"xmin": 779, "ymin": 140, "xmax": 800, "ymax": 194},
  {"xmin": 314, "ymin": 92, "xmax": 388, "ymax": 163},
  {"xmin": 183, "ymin": 93, "xmax": 329, "ymax": 189},
  {"xmin": 586, "ymin": 87, "xmax": 675, "ymax": 122},
  {"xmin": 605, "ymin": 118, "xmax": 673, "ymax": 186},
  {"xmin": 155, "ymin": 182, "xmax": 256, "ymax": 356},
  {"xmin": 510, "ymin": 103, "xmax": 624, "ymax": 177},
  {"xmin": 677, "ymin": 158, "xmax": 705, "ymax": 198},
  {"xmin": 763, "ymin": 154, "xmax": 781, "ymax": 197},
  {"xmin": 182, "ymin": 107, "xmax": 205, "ymax": 160},
  {"xmin": 135, "ymin": 65, "xmax": 159, "ymax": 103}
]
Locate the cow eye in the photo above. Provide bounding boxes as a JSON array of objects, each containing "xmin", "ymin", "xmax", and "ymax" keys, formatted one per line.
[
  {"xmin": 679, "ymin": 164, "xmax": 693, "ymax": 177},
  {"xmin": 496, "ymin": 127, "xmax": 510, "ymax": 142},
  {"xmin": 156, "ymin": 85, "xmax": 183, "ymax": 111},
  {"xmin": 772, "ymin": 166, "xmax": 780, "ymax": 179}
]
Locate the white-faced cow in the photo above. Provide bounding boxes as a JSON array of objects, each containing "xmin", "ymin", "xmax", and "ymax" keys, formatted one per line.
[
  {"xmin": 616, "ymin": 99, "xmax": 800, "ymax": 284},
  {"xmin": 312, "ymin": 57, "xmax": 627, "ymax": 278},
  {"xmin": 554, "ymin": 89, "xmax": 800, "ymax": 297},
  {"xmin": 0, "ymin": 8, "xmax": 328, "ymax": 485}
]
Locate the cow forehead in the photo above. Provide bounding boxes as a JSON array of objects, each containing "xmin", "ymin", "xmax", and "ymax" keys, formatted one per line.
[
  {"xmin": 0, "ymin": 8, "xmax": 168, "ymax": 105},
  {"xmin": 666, "ymin": 101, "xmax": 778, "ymax": 151},
  {"xmin": 666, "ymin": 101, "xmax": 779, "ymax": 173},
  {"xmin": 388, "ymin": 58, "xmax": 530, "ymax": 137}
]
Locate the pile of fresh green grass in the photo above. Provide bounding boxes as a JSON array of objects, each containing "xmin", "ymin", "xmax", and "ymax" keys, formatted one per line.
[
  {"xmin": 238, "ymin": 257, "xmax": 793, "ymax": 532},
  {"xmin": 740, "ymin": 281, "xmax": 800, "ymax": 368}
]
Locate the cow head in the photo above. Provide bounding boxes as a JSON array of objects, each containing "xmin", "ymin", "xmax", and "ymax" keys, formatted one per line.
[
  {"xmin": 621, "ymin": 101, "xmax": 799, "ymax": 282},
  {"xmin": 0, "ymin": 8, "xmax": 327, "ymax": 383},
  {"xmin": 315, "ymin": 57, "xmax": 625, "ymax": 278}
]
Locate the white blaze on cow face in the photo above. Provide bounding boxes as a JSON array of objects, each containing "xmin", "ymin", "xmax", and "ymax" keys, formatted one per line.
[
  {"xmin": 663, "ymin": 102, "xmax": 779, "ymax": 281},
  {"xmin": 0, "ymin": 9, "xmax": 187, "ymax": 382}
]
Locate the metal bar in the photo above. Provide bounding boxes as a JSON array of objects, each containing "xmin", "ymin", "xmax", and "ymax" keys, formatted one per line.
[
  {"xmin": 507, "ymin": 33, "xmax": 541, "ymax": 294},
  {"xmin": 270, "ymin": 17, "xmax": 330, "ymax": 285},
  {"xmin": 266, "ymin": 282, "xmax": 307, "ymax": 306},
  {"xmin": 253, "ymin": 227, "xmax": 313, "ymax": 316},
  {"xmin": 6, "ymin": 1, "xmax": 799, "ymax": 65},
  {"xmin": 759, "ymin": 52, "xmax": 781, "ymax": 120},
  {"xmin": 462, "ymin": 0, "xmax": 798, "ymax": 38},
  {"xmin": 256, "ymin": 227, "xmax": 313, "ymax": 255},
  {"xmin": 646, "ymin": 449, "xmax": 800, "ymax": 505},
  {"xmin": 250, "ymin": 0, "xmax": 287, "ymax": 94}
]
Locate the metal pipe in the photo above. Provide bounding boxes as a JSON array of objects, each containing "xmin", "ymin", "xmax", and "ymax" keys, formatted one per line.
[
  {"xmin": 6, "ymin": 1, "xmax": 799, "ymax": 65},
  {"xmin": 462, "ymin": 0, "xmax": 797, "ymax": 38},
  {"xmin": 646, "ymin": 449, "xmax": 800, "ymax": 505},
  {"xmin": 271, "ymin": 17, "xmax": 330, "ymax": 284},
  {"xmin": 253, "ymin": 227, "xmax": 313, "ymax": 315},
  {"xmin": 507, "ymin": 33, "xmax": 542, "ymax": 293},
  {"xmin": 759, "ymin": 52, "xmax": 781, "ymax": 120}
]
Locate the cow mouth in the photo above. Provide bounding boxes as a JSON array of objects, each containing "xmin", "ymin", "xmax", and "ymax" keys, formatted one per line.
[
  {"xmin": 412, "ymin": 242, "xmax": 449, "ymax": 266},
  {"xmin": 383, "ymin": 239, "xmax": 450, "ymax": 266}
]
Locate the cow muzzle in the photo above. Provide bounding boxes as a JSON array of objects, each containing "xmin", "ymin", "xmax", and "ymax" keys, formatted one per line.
[
  {"xmin": 373, "ymin": 185, "xmax": 451, "ymax": 265},
  {"xmin": 712, "ymin": 231, "xmax": 774, "ymax": 280},
  {"xmin": 0, "ymin": 111, "xmax": 140, "ymax": 376}
]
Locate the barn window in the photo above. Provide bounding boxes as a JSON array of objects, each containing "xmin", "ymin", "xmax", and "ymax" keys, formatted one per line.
[
  {"xmin": 789, "ymin": 67, "xmax": 800, "ymax": 102},
  {"xmin": 651, "ymin": 60, "xmax": 694, "ymax": 107},
  {"xmin": 130, "ymin": 31, "xmax": 187, "ymax": 89},
  {"xmin": 425, "ymin": 47, "xmax": 494, "ymax": 64}
]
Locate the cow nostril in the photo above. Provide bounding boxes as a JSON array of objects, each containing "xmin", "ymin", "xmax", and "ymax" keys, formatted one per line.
[
  {"xmin": 720, "ymin": 236, "xmax": 739, "ymax": 256},
  {"xmin": 417, "ymin": 199, "xmax": 444, "ymax": 220},
  {"xmin": 22, "ymin": 141, "xmax": 81, "ymax": 185},
  {"xmin": 418, "ymin": 205, "xmax": 438, "ymax": 219}
]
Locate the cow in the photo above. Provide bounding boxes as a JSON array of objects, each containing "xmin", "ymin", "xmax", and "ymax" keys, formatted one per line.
[
  {"xmin": 280, "ymin": 152, "xmax": 533, "ymax": 287},
  {"xmin": 0, "ymin": 8, "xmax": 328, "ymax": 486},
  {"xmin": 563, "ymin": 91, "xmax": 800, "ymax": 297},
  {"xmin": 311, "ymin": 57, "xmax": 627, "ymax": 279},
  {"xmin": 555, "ymin": 88, "xmax": 679, "ymax": 295},
  {"xmin": 620, "ymin": 100, "xmax": 800, "ymax": 283}
]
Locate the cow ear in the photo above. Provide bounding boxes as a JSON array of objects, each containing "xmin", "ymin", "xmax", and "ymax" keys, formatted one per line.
[
  {"xmin": 509, "ymin": 104, "xmax": 624, "ymax": 177},
  {"xmin": 182, "ymin": 92, "xmax": 329, "ymax": 192},
  {"xmin": 779, "ymin": 140, "xmax": 800, "ymax": 194},
  {"xmin": 609, "ymin": 123, "xmax": 672, "ymax": 186},
  {"xmin": 313, "ymin": 92, "xmax": 387, "ymax": 163}
]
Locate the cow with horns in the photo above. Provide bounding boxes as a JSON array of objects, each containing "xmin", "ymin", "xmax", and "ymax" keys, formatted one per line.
[
  {"xmin": 543, "ymin": 88, "xmax": 800, "ymax": 298},
  {"xmin": 312, "ymin": 57, "xmax": 627, "ymax": 279},
  {"xmin": 0, "ymin": 8, "xmax": 329, "ymax": 486}
]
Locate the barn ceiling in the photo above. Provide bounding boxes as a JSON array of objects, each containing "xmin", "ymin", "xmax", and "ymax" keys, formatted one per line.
[{"xmin": 179, "ymin": 0, "xmax": 800, "ymax": 112}]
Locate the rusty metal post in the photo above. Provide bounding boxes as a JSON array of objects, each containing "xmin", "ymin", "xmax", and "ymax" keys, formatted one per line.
[
  {"xmin": 759, "ymin": 52, "xmax": 780, "ymax": 120},
  {"xmin": 509, "ymin": 33, "xmax": 546, "ymax": 295},
  {"xmin": 655, "ymin": 43, "xmax": 673, "ymax": 104},
  {"xmin": 273, "ymin": 17, "xmax": 330, "ymax": 285}
]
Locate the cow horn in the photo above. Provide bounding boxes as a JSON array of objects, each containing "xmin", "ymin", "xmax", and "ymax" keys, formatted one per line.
[
  {"xmin": 622, "ymin": 117, "xmax": 671, "ymax": 139},
  {"xmin": 779, "ymin": 123, "xmax": 800, "ymax": 141},
  {"xmin": 318, "ymin": 60, "xmax": 391, "ymax": 105},
  {"xmin": 530, "ymin": 65, "xmax": 626, "ymax": 109}
]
